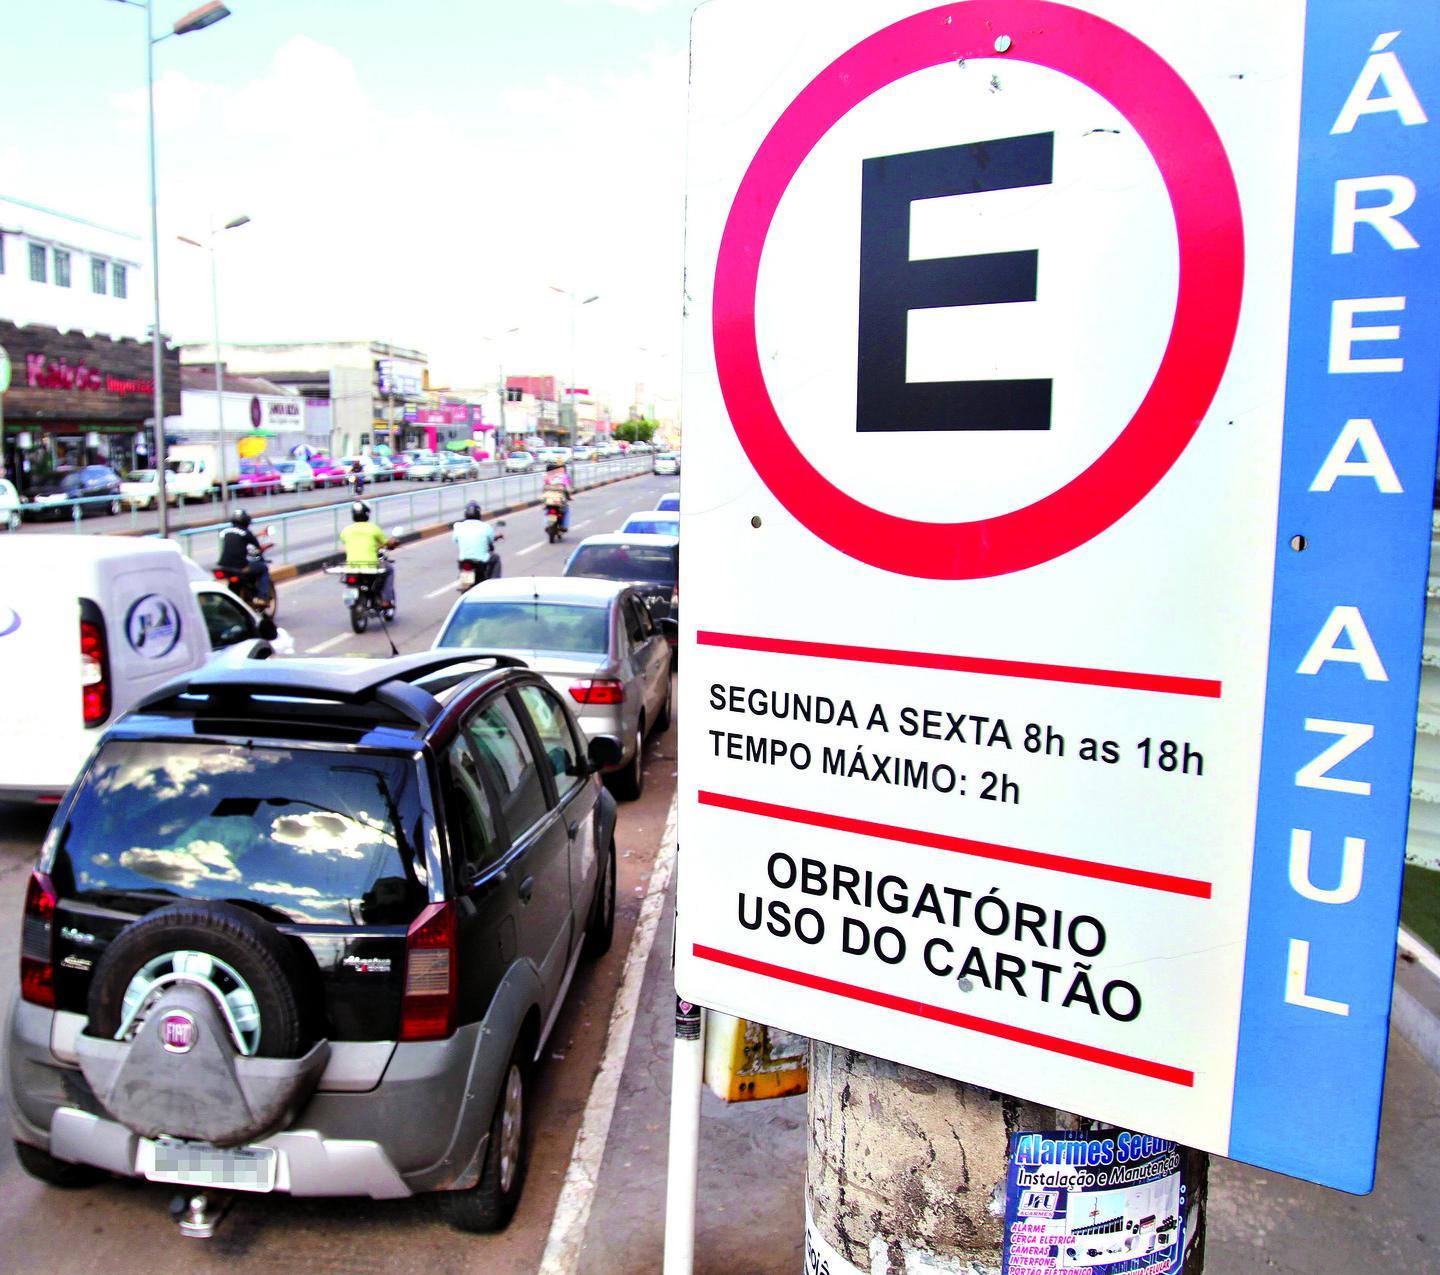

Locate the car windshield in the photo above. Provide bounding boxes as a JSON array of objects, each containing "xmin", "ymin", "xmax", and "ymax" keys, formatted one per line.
[
  {"xmin": 126, "ymin": 470, "xmax": 155, "ymax": 482},
  {"xmin": 566, "ymin": 544, "xmax": 676, "ymax": 585},
  {"xmin": 52, "ymin": 741, "xmax": 427, "ymax": 926},
  {"xmin": 621, "ymin": 516, "xmax": 678, "ymax": 536},
  {"xmin": 440, "ymin": 601, "xmax": 609, "ymax": 655}
]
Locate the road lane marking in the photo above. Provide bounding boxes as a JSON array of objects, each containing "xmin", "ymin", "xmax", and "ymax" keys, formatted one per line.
[
  {"xmin": 425, "ymin": 582, "xmax": 458, "ymax": 599},
  {"xmin": 516, "ymin": 541, "xmax": 547, "ymax": 556},
  {"xmin": 539, "ymin": 793, "xmax": 679, "ymax": 1275},
  {"xmin": 305, "ymin": 633, "xmax": 352, "ymax": 655}
]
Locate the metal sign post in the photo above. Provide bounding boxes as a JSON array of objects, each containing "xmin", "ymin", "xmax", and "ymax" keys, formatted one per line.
[{"xmin": 677, "ymin": 0, "xmax": 1440, "ymax": 1202}]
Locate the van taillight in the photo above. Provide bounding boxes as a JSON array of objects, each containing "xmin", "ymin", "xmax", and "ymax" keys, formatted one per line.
[
  {"xmin": 569, "ymin": 679, "xmax": 625, "ymax": 705},
  {"xmin": 400, "ymin": 902, "xmax": 457, "ymax": 1041},
  {"xmin": 80, "ymin": 614, "xmax": 111, "ymax": 727},
  {"xmin": 20, "ymin": 872, "xmax": 57, "ymax": 1008}
]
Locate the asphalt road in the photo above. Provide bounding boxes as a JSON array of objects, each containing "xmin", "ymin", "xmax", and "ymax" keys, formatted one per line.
[{"xmin": 0, "ymin": 468, "xmax": 680, "ymax": 1272}]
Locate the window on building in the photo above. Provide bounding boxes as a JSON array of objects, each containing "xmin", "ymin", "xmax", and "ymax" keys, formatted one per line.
[
  {"xmin": 91, "ymin": 257, "xmax": 108, "ymax": 294},
  {"xmin": 112, "ymin": 263, "xmax": 128, "ymax": 299},
  {"xmin": 506, "ymin": 387, "xmax": 524, "ymax": 402},
  {"xmin": 54, "ymin": 249, "xmax": 71, "ymax": 288},
  {"xmin": 28, "ymin": 243, "xmax": 46, "ymax": 283}
]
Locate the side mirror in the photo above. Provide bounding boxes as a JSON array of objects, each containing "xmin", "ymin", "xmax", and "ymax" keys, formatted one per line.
[
  {"xmin": 263, "ymin": 524, "xmax": 275, "ymax": 536},
  {"xmin": 658, "ymin": 617, "xmax": 679, "ymax": 636},
  {"xmin": 256, "ymin": 616, "xmax": 278, "ymax": 641},
  {"xmin": 587, "ymin": 734, "xmax": 623, "ymax": 771}
]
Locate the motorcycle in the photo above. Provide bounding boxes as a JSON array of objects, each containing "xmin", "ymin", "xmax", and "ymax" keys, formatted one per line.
[
  {"xmin": 212, "ymin": 529, "xmax": 278, "ymax": 619},
  {"xmin": 326, "ymin": 552, "xmax": 395, "ymax": 633},
  {"xmin": 458, "ymin": 524, "xmax": 505, "ymax": 590},
  {"xmin": 543, "ymin": 497, "xmax": 567, "ymax": 544}
]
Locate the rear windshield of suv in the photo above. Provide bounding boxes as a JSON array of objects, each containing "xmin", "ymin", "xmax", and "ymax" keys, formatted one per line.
[
  {"xmin": 439, "ymin": 601, "xmax": 609, "ymax": 655},
  {"xmin": 50, "ymin": 741, "xmax": 426, "ymax": 926},
  {"xmin": 565, "ymin": 544, "xmax": 676, "ymax": 585}
]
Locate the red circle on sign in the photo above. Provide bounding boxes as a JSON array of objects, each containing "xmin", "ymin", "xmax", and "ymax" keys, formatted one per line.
[{"xmin": 712, "ymin": 1, "xmax": 1244, "ymax": 579}]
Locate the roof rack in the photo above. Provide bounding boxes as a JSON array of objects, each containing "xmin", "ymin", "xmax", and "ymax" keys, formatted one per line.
[{"xmin": 137, "ymin": 649, "xmax": 528, "ymax": 729}]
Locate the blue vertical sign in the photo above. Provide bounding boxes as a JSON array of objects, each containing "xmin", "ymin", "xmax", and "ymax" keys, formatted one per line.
[{"xmin": 1232, "ymin": 4, "xmax": 1440, "ymax": 1193}]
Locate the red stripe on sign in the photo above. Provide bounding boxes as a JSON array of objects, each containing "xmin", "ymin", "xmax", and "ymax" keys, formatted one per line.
[
  {"xmin": 693, "ymin": 943, "xmax": 1195, "ymax": 1087},
  {"xmin": 696, "ymin": 630, "xmax": 1222, "ymax": 699},
  {"xmin": 698, "ymin": 791, "xmax": 1213, "ymax": 900}
]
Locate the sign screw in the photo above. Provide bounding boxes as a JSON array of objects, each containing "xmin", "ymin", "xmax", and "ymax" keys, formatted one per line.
[
  {"xmin": 994, "ymin": 34, "xmax": 1012, "ymax": 53},
  {"xmin": 751, "ymin": 515, "xmax": 762, "ymax": 528}
]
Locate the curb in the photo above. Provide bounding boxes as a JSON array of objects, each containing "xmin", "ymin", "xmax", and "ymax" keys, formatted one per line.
[
  {"xmin": 1395, "ymin": 925, "xmax": 1440, "ymax": 1074},
  {"xmin": 268, "ymin": 468, "xmax": 647, "ymax": 585}
]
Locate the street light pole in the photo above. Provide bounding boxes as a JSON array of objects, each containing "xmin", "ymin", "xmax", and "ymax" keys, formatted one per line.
[
  {"xmin": 548, "ymin": 286, "xmax": 598, "ymax": 449},
  {"xmin": 181, "ymin": 214, "xmax": 249, "ymax": 511},
  {"xmin": 113, "ymin": 0, "xmax": 233, "ymax": 537}
]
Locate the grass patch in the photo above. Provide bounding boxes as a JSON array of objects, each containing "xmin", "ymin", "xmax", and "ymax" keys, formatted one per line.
[{"xmin": 1401, "ymin": 863, "xmax": 1440, "ymax": 955}]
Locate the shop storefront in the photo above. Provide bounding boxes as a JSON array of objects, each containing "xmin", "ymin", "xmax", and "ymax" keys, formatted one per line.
[{"xmin": 0, "ymin": 320, "xmax": 180, "ymax": 493}]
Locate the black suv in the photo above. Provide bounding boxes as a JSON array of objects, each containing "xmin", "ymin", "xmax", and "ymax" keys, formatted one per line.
[
  {"xmin": 5, "ymin": 651, "xmax": 622, "ymax": 1231},
  {"xmin": 26, "ymin": 465, "xmax": 124, "ymax": 520}
]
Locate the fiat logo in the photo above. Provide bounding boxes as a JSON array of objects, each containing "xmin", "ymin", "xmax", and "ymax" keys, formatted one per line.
[{"xmin": 159, "ymin": 1011, "xmax": 198, "ymax": 1054}]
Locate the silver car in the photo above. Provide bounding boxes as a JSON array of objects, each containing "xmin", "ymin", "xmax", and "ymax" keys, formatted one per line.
[{"xmin": 432, "ymin": 576, "xmax": 672, "ymax": 798}]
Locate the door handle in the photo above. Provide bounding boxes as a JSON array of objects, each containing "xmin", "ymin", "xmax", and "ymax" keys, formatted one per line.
[
  {"xmin": 519, "ymin": 875, "xmax": 534, "ymax": 903},
  {"xmin": 568, "ymin": 821, "xmax": 580, "ymax": 839}
]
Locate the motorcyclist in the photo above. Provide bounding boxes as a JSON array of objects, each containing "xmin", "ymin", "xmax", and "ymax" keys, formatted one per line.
[
  {"xmin": 452, "ymin": 500, "xmax": 500, "ymax": 581},
  {"xmin": 216, "ymin": 509, "xmax": 273, "ymax": 604},
  {"xmin": 543, "ymin": 462, "xmax": 571, "ymax": 531},
  {"xmin": 339, "ymin": 501, "xmax": 397, "ymax": 608}
]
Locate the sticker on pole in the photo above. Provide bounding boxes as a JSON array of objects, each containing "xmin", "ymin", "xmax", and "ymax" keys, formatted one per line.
[
  {"xmin": 679, "ymin": 0, "xmax": 1440, "ymax": 1196},
  {"xmin": 1002, "ymin": 1129, "xmax": 1190, "ymax": 1275}
]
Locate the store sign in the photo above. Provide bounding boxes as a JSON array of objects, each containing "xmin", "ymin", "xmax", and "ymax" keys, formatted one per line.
[
  {"xmin": 24, "ymin": 353, "xmax": 152, "ymax": 396},
  {"xmin": 378, "ymin": 358, "xmax": 424, "ymax": 396},
  {"xmin": 677, "ymin": 0, "xmax": 1440, "ymax": 1194}
]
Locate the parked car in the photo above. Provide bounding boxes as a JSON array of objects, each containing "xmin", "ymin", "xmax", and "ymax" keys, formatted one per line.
[
  {"xmin": 655, "ymin": 491, "xmax": 679, "ymax": 512},
  {"xmin": 0, "ymin": 478, "xmax": 21, "ymax": 531},
  {"xmin": 119, "ymin": 469, "xmax": 161, "ymax": 510},
  {"xmin": 272, "ymin": 459, "xmax": 315, "ymax": 492},
  {"xmin": 437, "ymin": 453, "xmax": 475, "ymax": 482},
  {"xmin": 504, "ymin": 451, "xmax": 536, "ymax": 474},
  {"xmin": 653, "ymin": 451, "xmax": 680, "ymax": 476},
  {"xmin": 307, "ymin": 454, "xmax": 348, "ymax": 487},
  {"xmin": 562, "ymin": 533, "xmax": 679, "ymax": 659},
  {"xmin": 435, "ymin": 577, "xmax": 673, "ymax": 799},
  {"xmin": 25, "ymin": 466, "xmax": 123, "ymax": 520},
  {"xmin": 406, "ymin": 452, "xmax": 447, "ymax": 481},
  {"xmin": 235, "ymin": 460, "xmax": 283, "ymax": 495},
  {"xmin": 618, "ymin": 510, "xmax": 680, "ymax": 538},
  {"xmin": 570, "ymin": 446, "xmax": 596, "ymax": 462},
  {"xmin": 386, "ymin": 452, "xmax": 412, "ymax": 479},
  {"xmin": 7, "ymin": 651, "xmax": 620, "ymax": 1234},
  {"xmin": 337, "ymin": 455, "xmax": 387, "ymax": 485}
]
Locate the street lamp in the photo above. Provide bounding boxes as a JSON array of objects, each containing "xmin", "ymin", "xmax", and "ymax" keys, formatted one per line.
[
  {"xmin": 110, "ymin": 0, "xmax": 233, "ymax": 538},
  {"xmin": 479, "ymin": 327, "xmax": 520, "ymax": 450},
  {"xmin": 178, "ymin": 214, "xmax": 249, "ymax": 510},
  {"xmin": 548, "ymin": 285, "xmax": 599, "ymax": 448}
]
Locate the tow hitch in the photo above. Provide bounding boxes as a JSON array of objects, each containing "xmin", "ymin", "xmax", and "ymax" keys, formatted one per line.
[{"xmin": 170, "ymin": 1191, "xmax": 233, "ymax": 1239}]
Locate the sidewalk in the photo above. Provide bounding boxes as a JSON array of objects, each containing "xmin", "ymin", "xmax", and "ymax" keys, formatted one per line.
[{"xmin": 569, "ymin": 879, "xmax": 1440, "ymax": 1273}]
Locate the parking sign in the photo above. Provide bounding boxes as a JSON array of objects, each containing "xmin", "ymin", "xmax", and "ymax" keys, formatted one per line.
[{"xmin": 676, "ymin": 0, "xmax": 1440, "ymax": 1192}]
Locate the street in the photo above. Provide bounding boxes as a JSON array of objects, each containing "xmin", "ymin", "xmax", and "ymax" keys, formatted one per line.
[{"xmin": 0, "ymin": 469, "xmax": 684, "ymax": 1272}]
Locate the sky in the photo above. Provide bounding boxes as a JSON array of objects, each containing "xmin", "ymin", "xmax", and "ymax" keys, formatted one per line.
[{"xmin": 1, "ymin": 0, "xmax": 694, "ymax": 415}]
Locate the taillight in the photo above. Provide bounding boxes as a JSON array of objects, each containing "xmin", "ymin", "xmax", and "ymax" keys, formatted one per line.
[
  {"xmin": 345, "ymin": 574, "xmax": 359, "ymax": 586},
  {"xmin": 212, "ymin": 569, "xmax": 227, "ymax": 580},
  {"xmin": 80, "ymin": 614, "xmax": 111, "ymax": 728},
  {"xmin": 400, "ymin": 902, "xmax": 457, "ymax": 1041},
  {"xmin": 20, "ymin": 871, "xmax": 57, "ymax": 1008},
  {"xmin": 569, "ymin": 679, "xmax": 625, "ymax": 705}
]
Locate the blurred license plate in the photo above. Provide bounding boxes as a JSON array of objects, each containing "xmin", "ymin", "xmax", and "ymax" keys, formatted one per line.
[
  {"xmin": 141, "ymin": 1138, "xmax": 277, "ymax": 1192},
  {"xmin": 460, "ymin": 568, "xmax": 476, "ymax": 587}
]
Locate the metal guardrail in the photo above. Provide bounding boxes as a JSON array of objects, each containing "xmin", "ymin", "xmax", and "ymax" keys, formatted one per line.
[{"xmin": 162, "ymin": 454, "xmax": 656, "ymax": 570}]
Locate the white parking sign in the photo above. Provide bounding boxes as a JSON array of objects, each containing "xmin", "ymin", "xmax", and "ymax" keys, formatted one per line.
[{"xmin": 677, "ymin": 0, "xmax": 1440, "ymax": 1192}]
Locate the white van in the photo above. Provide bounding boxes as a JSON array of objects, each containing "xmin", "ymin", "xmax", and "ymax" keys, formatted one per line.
[{"xmin": 0, "ymin": 538, "xmax": 229, "ymax": 802}]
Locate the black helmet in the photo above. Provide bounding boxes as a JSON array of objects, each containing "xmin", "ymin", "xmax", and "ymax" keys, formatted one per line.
[
  {"xmin": 231, "ymin": 509, "xmax": 251, "ymax": 529},
  {"xmin": 464, "ymin": 501, "xmax": 483, "ymax": 520},
  {"xmin": 546, "ymin": 461, "xmax": 560, "ymax": 471},
  {"xmin": 351, "ymin": 501, "xmax": 371, "ymax": 522}
]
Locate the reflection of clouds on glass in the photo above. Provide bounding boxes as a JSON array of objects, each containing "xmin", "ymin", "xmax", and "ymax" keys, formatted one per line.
[
  {"xmin": 95, "ymin": 749, "xmax": 258, "ymax": 803},
  {"xmin": 91, "ymin": 853, "xmax": 113, "ymax": 865},
  {"xmin": 119, "ymin": 839, "xmax": 240, "ymax": 889},
  {"xmin": 249, "ymin": 879, "xmax": 351, "ymax": 923},
  {"xmin": 269, "ymin": 808, "xmax": 395, "ymax": 861}
]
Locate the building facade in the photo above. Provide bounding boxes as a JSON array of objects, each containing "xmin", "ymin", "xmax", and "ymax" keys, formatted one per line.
[
  {"xmin": 0, "ymin": 318, "xmax": 179, "ymax": 489},
  {"xmin": 0, "ymin": 196, "xmax": 147, "ymax": 341},
  {"xmin": 180, "ymin": 339, "xmax": 429, "ymax": 457}
]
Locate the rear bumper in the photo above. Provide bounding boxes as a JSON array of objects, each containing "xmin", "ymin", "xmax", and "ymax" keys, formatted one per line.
[{"xmin": 5, "ymin": 993, "xmax": 515, "ymax": 1199}]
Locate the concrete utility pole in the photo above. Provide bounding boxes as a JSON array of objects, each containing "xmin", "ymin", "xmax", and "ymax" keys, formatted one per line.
[{"xmin": 806, "ymin": 1045, "xmax": 1208, "ymax": 1274}]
